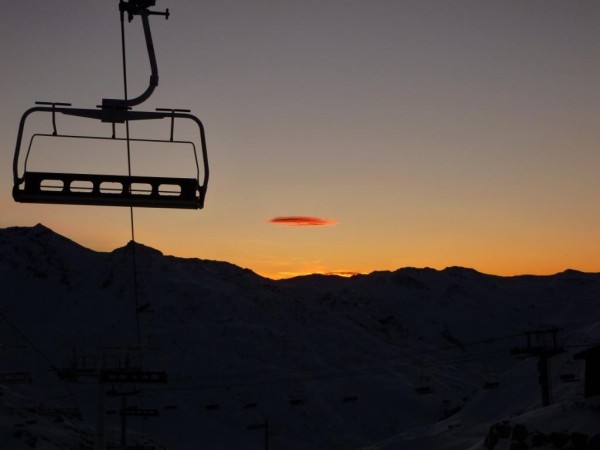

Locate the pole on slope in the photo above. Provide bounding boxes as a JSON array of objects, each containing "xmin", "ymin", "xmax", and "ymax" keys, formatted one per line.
[
  {"xmin": 511, "ymin": 328, "xmax": 564, "ymax": 407},
  {"xmin": 247, "ymin": 418, "xmax": 270, "ymax": 450}
]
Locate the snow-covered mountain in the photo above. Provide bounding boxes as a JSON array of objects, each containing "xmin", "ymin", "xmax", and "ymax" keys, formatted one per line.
[{"xmin": 1, "ymin": 224, "xmax": 599, "ymax": 449}]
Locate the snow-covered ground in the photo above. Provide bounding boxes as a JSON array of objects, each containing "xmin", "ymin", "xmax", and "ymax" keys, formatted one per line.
[{"xmin": 1, "ymin": 224, "xmax": 599, "ymax": 449}]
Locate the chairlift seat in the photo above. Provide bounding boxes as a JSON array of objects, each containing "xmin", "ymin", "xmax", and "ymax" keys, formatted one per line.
[{"xmin": 14, "ymin": 171, "xmax": 204, "ymax": 209}]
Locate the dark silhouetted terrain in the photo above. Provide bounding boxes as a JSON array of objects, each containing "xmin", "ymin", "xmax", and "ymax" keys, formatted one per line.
[{"xmin": 1, "ymin": 224, "xmax": 599, "ymax": 449}]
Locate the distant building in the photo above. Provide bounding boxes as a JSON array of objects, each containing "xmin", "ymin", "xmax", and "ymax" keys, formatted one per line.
[{"xmin": 574, "ymin": 345, "xmax": 600, "ymax": 398}]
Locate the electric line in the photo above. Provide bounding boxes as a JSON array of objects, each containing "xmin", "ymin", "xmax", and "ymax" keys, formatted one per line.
[{"xmin": 0, "ymin": 308, "xmax": 59, "ymax": 373}]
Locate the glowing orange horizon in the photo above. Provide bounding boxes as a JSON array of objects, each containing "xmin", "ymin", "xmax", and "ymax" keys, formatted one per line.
[{"xmin": 4, "ymin": 217, "xmax": 599, "ymax": 284}]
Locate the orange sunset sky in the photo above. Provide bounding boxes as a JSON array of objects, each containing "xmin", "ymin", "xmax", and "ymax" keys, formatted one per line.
[{"xmin": 1, "ymin": 1, "xmax": 599, "ymax": 279}]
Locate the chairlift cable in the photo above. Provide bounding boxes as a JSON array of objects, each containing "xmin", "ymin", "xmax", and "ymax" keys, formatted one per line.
[
  {"xmin": 119, "ymin": 3, "xmax": 143, "ymax": 360},
  {"xmin": 119, "ymin": 8, "xmax": 148, "ymax": 439}
]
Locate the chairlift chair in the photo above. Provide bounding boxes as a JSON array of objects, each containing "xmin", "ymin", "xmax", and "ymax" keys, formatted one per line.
[
  {"xmin": 415, "ymin": 385, "xmax": 433, "ymax": 395},
  {"xmin": 483, "ymin": 371, "xmax": 500, "ymax": 389},
  {"xmin": 559, "ymin": 359, "xmax": 581, "ymax": 383},
  {"xmin": 559, "ymin": 373, "xmax": 578, "ymax": 383},
  {"xmin": 415, "ymin": 374, "xmax": 433, "ymax": 394},
  {"xmin": 12, "ymin": 0, "xmax": 209, "ymax": 210}
]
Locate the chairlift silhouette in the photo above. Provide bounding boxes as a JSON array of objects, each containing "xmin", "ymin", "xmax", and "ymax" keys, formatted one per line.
[
  {"xmin": 559, "ymin": 373, "xmax": 578, "ymax": 383},
  {"xmin": 415, "ymin": 385, "xmax": 433, "ymax": 395},
  {"xmin": 12, "ymin": 0, "xmax": 209, "ymax": 209},
  {"xmin": 415, "ymin": 374, "xmax": 433, "ymax": 394},
  {"xmin": 483, "ymin": 370, "xmax": 500, "ymax": 389},
  {"xmin": 289, "ymin": 397, "xmax": 306, "ymax": 406},
  {"xmin": 559, "ymin": 359, "xmax": 580, "ymax": 383},
  {"xmin": 243, "ymin": 402, "xmax": 258, "ymax": 410}
]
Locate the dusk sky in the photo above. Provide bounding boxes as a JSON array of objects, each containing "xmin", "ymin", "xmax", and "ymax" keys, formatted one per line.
[{"xmin": 1, "ymin": 1, "xmax": 599, "ymax": 279}]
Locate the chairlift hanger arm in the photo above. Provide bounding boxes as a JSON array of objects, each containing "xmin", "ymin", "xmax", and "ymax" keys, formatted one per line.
[{"xmin": 102, "ymin": 0, "xmax": 169, "ymax": 112}]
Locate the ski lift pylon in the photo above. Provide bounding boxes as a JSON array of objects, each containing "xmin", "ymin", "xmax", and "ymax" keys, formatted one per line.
[{"xmin": 12, "ymin": 1, "xmax": 209, "ymax": 210}]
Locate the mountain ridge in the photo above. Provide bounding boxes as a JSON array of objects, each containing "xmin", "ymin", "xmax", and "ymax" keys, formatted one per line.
[
  {"xmin": 0, "ymin": 224, "xmax": 599, "ymax": 449},
  {"xmin": 3, "ymin": 224, "xmax": 596, "ymax": 281}
]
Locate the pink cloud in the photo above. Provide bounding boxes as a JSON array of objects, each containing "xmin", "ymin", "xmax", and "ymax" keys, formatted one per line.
[{"xmin": 269, "ymin": 216, "xmax": 338, "ymax": 227}]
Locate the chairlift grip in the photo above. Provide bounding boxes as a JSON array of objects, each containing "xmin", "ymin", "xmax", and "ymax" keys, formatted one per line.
[{"xmin": 101, "ymin": 5, "xmax": 161, "ymax": 117}]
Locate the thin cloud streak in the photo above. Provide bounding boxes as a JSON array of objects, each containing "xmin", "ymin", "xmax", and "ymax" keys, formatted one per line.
[
  {"xmin": 324, "ymin": 271, "xmax": 361, "ymax": 277},
  {"xmin": 275, "ymin": 270, "xmax": 362, "ymax": 279},
  {"xmin": 269, "ymin": 216, "xmax": 337, "ymax": 227}
]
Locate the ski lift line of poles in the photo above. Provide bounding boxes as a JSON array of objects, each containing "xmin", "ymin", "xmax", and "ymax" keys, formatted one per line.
[
  {"xmin": 2, "ymin": 278, "xmax": 582, "ymax": 398},
  {"xmin": 24, "ymin": 346, "xmax": 498, "ymax": 394},
  {"xmin": 155, "ymin": 326, "xmax": 579, "ymax": 392},
  {"xmin": 166, "ymin": 347, "xmax": 509, "ymax": 388},
  {"xmin": 152, "ymin": 330, "xmax": 537, "ymax": 388},
  {"xmin": 146, "ymin": 348, "xmax": 512, "ymax": 393}
]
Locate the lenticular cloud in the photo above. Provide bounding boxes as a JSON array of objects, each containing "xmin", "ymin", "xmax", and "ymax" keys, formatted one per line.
[{"xmin": 269, "ymin": 216, "xmax": 337, "ymax": 227}]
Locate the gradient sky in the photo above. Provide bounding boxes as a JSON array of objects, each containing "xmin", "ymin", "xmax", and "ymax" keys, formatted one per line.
[{"xmin": 1, "ymin": 1, "xmax": 599, "ymax": 279}]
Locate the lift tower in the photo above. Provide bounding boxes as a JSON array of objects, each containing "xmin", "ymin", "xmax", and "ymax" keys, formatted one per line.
[{"xmin": 511, "ymin": 328, "xmax": 564, "ymax": 407}]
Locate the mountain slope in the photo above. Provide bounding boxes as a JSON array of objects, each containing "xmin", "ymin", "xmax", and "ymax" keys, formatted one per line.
[{"xmin": 1, "ymin": 225, "xmax": 598, "ymax": 449}]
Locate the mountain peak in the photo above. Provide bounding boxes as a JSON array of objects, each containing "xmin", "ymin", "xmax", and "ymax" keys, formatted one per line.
[
  {"xmin": 2, "ymin": 223, "xmax": 84, "ymax": 249},
  {"xmin": 111, "ymin": 240, "xmax": 164, "ymax": 258},
  {"xmin": 32, "ymin": 222, "xmax": 51, "ymax": 231}
]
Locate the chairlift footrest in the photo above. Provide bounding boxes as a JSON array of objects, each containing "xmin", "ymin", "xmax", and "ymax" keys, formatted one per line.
[{"xmin": 13, "ymin": 171, "xmax": 204, "ymax": 209}]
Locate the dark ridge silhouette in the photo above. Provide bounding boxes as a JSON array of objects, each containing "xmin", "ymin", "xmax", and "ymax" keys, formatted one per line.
[{"xmin": 1, "ymin": 223, "xmax": 599, "ymax": 449}]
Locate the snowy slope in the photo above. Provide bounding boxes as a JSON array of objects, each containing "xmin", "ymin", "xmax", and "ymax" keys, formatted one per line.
[{"xmin": 1, "ymin": 224, "xmax": 599, "ymax": 449}]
